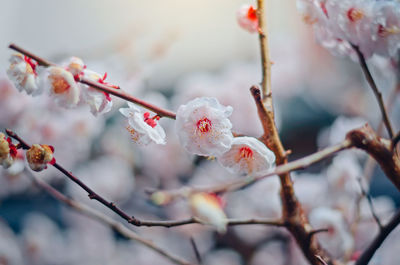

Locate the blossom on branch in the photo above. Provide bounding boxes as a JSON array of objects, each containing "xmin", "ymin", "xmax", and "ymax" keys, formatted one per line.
[
  {"xmin": 119, "ymin": 103, "xmax": 166, "ymax": 145},
  {"xmin": 175, "ymin": 97, "xmax": 233, "ymax": 157},
  {"xmin": 237, "ymin": 4, "xmax": 259, "ymax": 33},
  {"xmin": 218, "ymin": 136, "xmax": 275, "ymax": 176},
  {"xmin": 26, "ymin": 144, "xmax": 55, "ymax": 172},
  {"xmin": 189, "ymin": 192, "xmax": 228, "ymax": 233},
  {"xmin": 80, "ymin": 70, "xmax": 114, "ymax": 116},
  {"xmin": 44, "ymin": 67, "xmax": 81, "ymax": 108},
  {"xmin": 7, "ymin": 53, "xmax": 40, "ymax": 95},
  {"xmin": 297, "ymin": 0, "xmax": 400, "ymax": 59},
  {"xmin": 65, "ymin": 56, "xmax": 86, "ymax": 77},
  {"xmin": 0, "ymin": 133, "xmax": 17, "ymax": 169}
]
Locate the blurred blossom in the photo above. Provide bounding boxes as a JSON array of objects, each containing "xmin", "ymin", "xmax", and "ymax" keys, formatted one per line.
[
  {"xmin": 309, "ymin": 207, "xmax": 354, "ymax": 259},
  {"xmin": 0, "ymin": 219, "xmax": 24, "ymax": 265},
  {"xmin": 67, "ymin": 155, "xmax": 134, "ymax": 205},
  {"xmin": 204, "ymin": 249, "xmax": 243, "ymax": 265}
]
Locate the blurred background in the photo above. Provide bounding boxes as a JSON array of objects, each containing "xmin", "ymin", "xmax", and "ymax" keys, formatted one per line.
[{"xmin": 0, "ymin": 0, "xmax": 399, "ymax": 264}]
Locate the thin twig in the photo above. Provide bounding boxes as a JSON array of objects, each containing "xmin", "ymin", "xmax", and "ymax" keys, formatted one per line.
[
  {"xmin": 351, "ymin": 44, "xmax": 394, "ymax": 138},
  {"xmin": 355, "ymin": 209, "xmax": 400, "ymax": 265},
  {"xmin": 8, "ymin": 43, "xmax": 176, "ymax": 119},
  {"xmin": 190, "ymin": 237, "xmax": 202, "ymax": 264},
  {"xmin": 25, "ymin": 171, "xmax": 195, "ymax": 265},
  {"xmin": 152, "ymin": 139, "xmax": 353, "ymax": 200},
  {"xmin": 357, "ymin": 177, "xmax": 383, "ymax": 230},
  {"xmin": 5, "ymin": 129, "xmax": 286, "ymax": 229}
]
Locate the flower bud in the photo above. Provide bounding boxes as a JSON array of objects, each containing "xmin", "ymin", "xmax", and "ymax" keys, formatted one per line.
[{"xmin": 26, "ymin": 144, "xmax": 55, "ymax": 172}]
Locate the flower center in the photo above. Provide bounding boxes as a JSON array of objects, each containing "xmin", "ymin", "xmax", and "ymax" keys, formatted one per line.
[
  {"xmin": 347, "ymin": 8, "xmax": 364, "ymax": 22},
  {"xmin": 51, "ymin": 76, "xmax": 70, "ymax": 94},
  {"xmin": 247, "ymin": 6, "xmax": 257, "ymax": 22},
  {"xmin": 196, "ymin": 117, "xmax": 212, "ymax": 133},
  {"xmin": 239, "ymin": 146, "xmax": 253, "ymax": 159},
  {"xmin": 143, "ymin": 112, "xmax": 160, "ymax": 128},
  {"xmin": 378, "ymin": 24, "xmax": 400, "ymax": 37}
]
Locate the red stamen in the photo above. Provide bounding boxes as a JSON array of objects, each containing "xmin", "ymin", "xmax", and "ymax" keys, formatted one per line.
[
  {"xmin": 239, "ymin": 146, "xmax": 253, "ymax": 159},
  {"xmin": 347, "ymin": 7, "xmax": 364, "ymax": 22},
  {"xmin": 320, "ymin": 2, "xmax": 329, "ymax": 18},
  {"xmin": 196, "ymin": 118, "xmax": 212, "ymax": 133},
  {"xmin": 7, "ymin": 137, "xmax": 18, "ymax": 158},
  {"xmin": 24, "ymin": 56, "xmax": 38, "ymax": 75},
  {"xmin": 143, "ymin": 112, "xmax": 158, "ymax": 128},
  {"xmin": 247, "ymin": 6, "xmax": 258, "ymax": 22},
  {"xmin": 49, "ymin": 157, "xmax": 56, "ymax": 165}
]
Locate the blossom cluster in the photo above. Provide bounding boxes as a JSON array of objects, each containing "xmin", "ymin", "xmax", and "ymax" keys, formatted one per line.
[
  {"xmin": 120, "ymin": 96, "xmax": 276, "ymax": 232},
  {"xmin": 7, "ymin": 54, "xmax": 117, "ymax": 116},
  {"xmin": 297, "ymin": 0, "xmax": 400, "ymax": 59}
]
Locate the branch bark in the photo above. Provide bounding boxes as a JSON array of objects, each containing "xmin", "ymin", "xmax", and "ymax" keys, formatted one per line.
[
  {"xmin": 351, "ymin": 44, "xmax": 394, "ymax": 138},
  {"xmin": 8, "ymin": 43, "xmax": 176, "ymax": 119},
  {"xmin": 355, "ymin": 209, "xmax": 400, "ymax": 265},
  {"xmin": 26, "ymin": 171, "xmax": 195, "ymax": 265},
  {"xmin": 346, "ymin": 124, "xmax": 400, "ymax": 191}
]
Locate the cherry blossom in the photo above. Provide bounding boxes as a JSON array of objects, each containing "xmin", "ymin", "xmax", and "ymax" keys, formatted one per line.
[
  {"xmin": 0, "ymin": 133, "xmax": 17, "ymax": 169},
  {"xmin": 119, "ymin": 103, "xmax": 166, "ymax": 145},
  {"xmin": 26, "ymin": 144, "xmax": 56, "ymax": 172},
  {"xmin": 297, "ymin": 0, "xmax": 400, "ymax": 59},
  {"xmin": 80, "ymin": 70, "xmax": 114, "ymax": 116},
  {"xmin": 7, "ymin": 53, "xmax": 40, "ymax": 95},
  {"xmin": 189, "ymin": 192, "xmax": 228, "ymax": 233},
  {"xmin": 237, "ymin": 4, "xmax": 259, "ymax": 33},
  {"xmin": 218, "ymin": 136, "xmax": 275, "ymax": 176},
  {"xmin": 65, "ymin": 56, "xmax": 86, "ymax": 77},
  {"xmin": 175, "ymin": 97, "xmax": 233, "ymax": 157},
  {"xmin": 44, "ymin": 66, "xmax": 81, "ymax": 108},
  {"xmin": 309, "ymin": 207, "xmax": 354, "ymax": 259}
]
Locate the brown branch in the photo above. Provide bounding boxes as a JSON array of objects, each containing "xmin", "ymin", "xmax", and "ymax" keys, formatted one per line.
[
  {"xmin": 392, "ymin": 131, "xmax": 400, "ymax": 149},
  {"xmin": 351, "ymin": 44, "xmax": 394, "ymax": 138},
  {"xmin": 256, "ymin": 0, "xmax": 272, "ymax": 102},
  {"xmin": 355, "ymin": 208, "xmax": 400, "ymax": 265},
  {"xmin": 8, "ymin": 43, "xmax": 176, "ymax": 119},
  {"xmin": 346, "ymin": 124, "xmax": 400, "ymax": 191},
  {"xmin": 5, "ymin": 129, "xmax": 286, "ymax": 229},
  {"xmin": 25, "ymin": 171, "xmax": 195, "ymax": 265},
  {"xmin": 151, "ymin": 138, "xmax": 353, "ymax": 200}
]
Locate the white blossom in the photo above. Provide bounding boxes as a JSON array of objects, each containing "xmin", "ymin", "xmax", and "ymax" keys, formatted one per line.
[
  {"xmin": 175, "ymin": 97, "xmax": 233, "ymax": 157},
  {"xmin": 218, "ymin": 136, "xmax": 275, "ymax": 176},
  {"xmin": 80, "ymin": 70, "xmax": 113, "ymax": 116},
  {"xmin": 7, "ymin": 53, "xmax": 40, "ymax": 95},
  {"xmin": 45, "ymin": 66, "xmax": 81, "ymax": 108},
  {"xmin": 309, "ymin": 207, "xmax": 354, "ymax": 259},
  {"xmin": 119, "ymin": 103, "xmax": 166, "ymax": 145},
  {"xmin": 237, "ymin": 4, "xmax": 259, "ymax": 33},
  {"xmin": 189, "ymin": 192, "xmax": 228, "ymax": 233}
]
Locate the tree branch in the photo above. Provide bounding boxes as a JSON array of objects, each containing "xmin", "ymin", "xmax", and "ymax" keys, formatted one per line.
[
  {"xmin": 151, "ymin": 139, "xmax": 352, "ymax": 205},
  {"xmin": 5, "ymin": 129, "xmax": 286, "ymax": 229},
  {"xmin": 256, "ymin": 0, "xmax": 272, "ymax": 102},
  {"xmin": 25, "ymin": 171, "xmax": 195, "ymax": 265},
  {"xmin": 351, "ymin": 44, "xmax": 394, "ymax": 138},
  {"xmin": 355, "ymin": 208, "xmax": 400, "ymax": 265},
  {"xmin": 8, "ymin": 43, "xmax": 176, "ymax": 119},
  {"xmin": 346, "ymin": 124, "xmax": 400, "ymax": 191}
]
